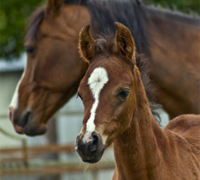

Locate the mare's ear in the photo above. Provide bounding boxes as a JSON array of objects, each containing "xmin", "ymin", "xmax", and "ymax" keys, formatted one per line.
[
  {"xmin": 47, "ymin": 0, "xmax": 62, "ymax": 13},
  {"xmin": 79, "ymin": 25, "xmax": 95, "ymax": 63},
  {"xmin": 115, "ymin": 22, "xmax": 136, "ymax": 63}
]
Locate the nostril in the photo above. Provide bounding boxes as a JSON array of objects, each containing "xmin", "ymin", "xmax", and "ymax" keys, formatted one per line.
[
  {"xmin": 90, "ymin": 134, "xmax": 99, "ymax": 152},
  {"xmin": 77, "ymin": 132, "xmax": 100, "ymax": 154},
  {"xmin": 14, "ymin": 111, "xmax": 31, "ymax": 127}
]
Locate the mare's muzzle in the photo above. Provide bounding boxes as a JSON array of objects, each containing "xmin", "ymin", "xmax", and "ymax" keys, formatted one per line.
[{"xmin": 9, "ymin": 107, "xmax": 47, "ymax": 136}]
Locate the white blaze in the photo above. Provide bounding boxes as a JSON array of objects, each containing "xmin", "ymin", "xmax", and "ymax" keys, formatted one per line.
[
  {"xmin": 86, "ymin": 67, "xmax": 109, "ymax": 132},
  {"xmin": 9, "ymin": 71, "xmax": 25, "ymax": 109}
]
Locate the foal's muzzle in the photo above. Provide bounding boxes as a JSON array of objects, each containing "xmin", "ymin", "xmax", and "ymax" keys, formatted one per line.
[{"xmin": 76, "ymin": 131, "xmax": 105, "ymax": 163}]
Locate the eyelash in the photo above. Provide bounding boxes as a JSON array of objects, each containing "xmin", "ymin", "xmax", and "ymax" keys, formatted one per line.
[
  {"xmin": 118, "ymin": 89, "xmax": 129, "ymax": 99},
  {"xmin": 77, "ymin": 93, "xmax": 83, "ymax": 100}
]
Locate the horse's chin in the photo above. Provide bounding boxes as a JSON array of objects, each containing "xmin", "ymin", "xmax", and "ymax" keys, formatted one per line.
[
  {"xmin": 78, "ymin": 147, "xmax": 105, "ymax": 164},
  {"xmin": 13, "ymin": 123, "xmax": 25, "ymax": 134},
  {"xmin": 82, "ymin": 155, "xmax": 103, "ymax": 164},
  {"xmin": 24, "ymin": 124, "xmax": 47, "ymax": 136}
]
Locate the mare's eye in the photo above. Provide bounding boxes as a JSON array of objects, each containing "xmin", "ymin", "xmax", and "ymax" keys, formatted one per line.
[
  {"xmin": 25, "ymin": 46, "xmax": 36, "ymax": 55},
  {"xmin": 118, "ymin": 89, "xmax": 130, "ymax": 99}
]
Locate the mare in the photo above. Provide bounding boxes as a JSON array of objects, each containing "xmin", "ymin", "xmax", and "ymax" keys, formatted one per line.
[
  {"xmin": 76, "ymin": 22, "xmax": 200, "ymax": 180},
  {"xmin": 9, "ymin": 0, "xmax": 200, "ymax": 135}
]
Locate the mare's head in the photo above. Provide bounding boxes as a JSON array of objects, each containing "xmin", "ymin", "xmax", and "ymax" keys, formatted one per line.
[
  {"xmin": 9, "ymin": 0, "xmax": 90, "ymax": 135},
  {"xmin": 76, "ymin": 22, "xmax": 141, "ymax": 163}
]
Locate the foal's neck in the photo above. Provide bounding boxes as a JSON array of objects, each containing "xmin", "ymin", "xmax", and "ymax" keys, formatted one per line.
[{"xmin": 113, "ymin": 70, "xmax": 163, "ymax": 180}]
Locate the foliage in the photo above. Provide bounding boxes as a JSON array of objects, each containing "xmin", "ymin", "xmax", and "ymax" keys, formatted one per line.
[
  {"xmin": 0, "ymin": 0, "xmax": 199, "ymax": 61},
  {"xmin": 0, "ymin": 0, "xmax": 45, "ymax": 60},
  {"xmin": 146, "ymin": 0, "xmax": 200, "ymax": 15}
]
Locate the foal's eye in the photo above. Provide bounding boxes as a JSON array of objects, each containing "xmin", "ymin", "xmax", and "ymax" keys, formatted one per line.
[
  {"xmin": 118, "ymin": 89, "xmax": 130, "ymax": 99},
  {"xmin": 77, "ymin": 93, "xmax": 83, "ymax": 101},
  {"xmin": 24, "ymin": 46, "xmax": 36, "ymax": 55}
]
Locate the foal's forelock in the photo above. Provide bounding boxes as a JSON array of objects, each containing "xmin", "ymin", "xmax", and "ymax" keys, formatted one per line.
[{"xmin": 84, "ymin": 67, "xmax": 109, "ymax": 134}]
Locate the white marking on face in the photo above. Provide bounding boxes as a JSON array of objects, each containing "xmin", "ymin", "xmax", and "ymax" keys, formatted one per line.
[
  {"xmin": 86, "ymin": 67, "xmax": 109, "ymax": 132},
  {"xmin": 83, "ymin": 131, "xmax": 93, "ymax": 143},
  {"xmin": 9, "ymin": 70, "xmax": 25, "ymax": 109}
]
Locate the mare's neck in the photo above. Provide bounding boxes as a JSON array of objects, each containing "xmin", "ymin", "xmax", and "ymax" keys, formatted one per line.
[
  {"xmin": 144, "ymin": 6, "xmax": 200, "ymax": 45},
  {"xmin": 144, "ymin": 7, "xmax": 200, "ymax": 117},
  {"xmin": 145, "ymin": 6, "xmax": 200, "ymax": 67},
  {"xmin": 113, "ymin": 70, "xmax": 163, "ymax": 180}
]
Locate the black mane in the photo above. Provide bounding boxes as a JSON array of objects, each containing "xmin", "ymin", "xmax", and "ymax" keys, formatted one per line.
[
  {"xmin": 63, "ymin": 0, "xmax": 87, "ymax": 6},
  {"xmin": 87, "ymin": 0, "xmax": 150, "ymax": 57},
  {"xmin": 135, "ymin": 53, "xmax": 161, "ymax": 123}
]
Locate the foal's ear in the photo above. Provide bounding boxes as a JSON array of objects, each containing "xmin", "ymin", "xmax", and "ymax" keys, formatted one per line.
[
  {"xmin": 47, "ymin": 0, "xmax": 62, "ymax": 13},
  {"xmin": 115, "ymin": 22, "xmax": 136, "ymax": 63},
  {"xmin": 79, "ymin": 25, "xmax": 95, "ymax": 63}
]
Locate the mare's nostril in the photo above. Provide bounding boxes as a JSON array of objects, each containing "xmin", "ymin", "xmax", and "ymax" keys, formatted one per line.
[
  {"xmin": 20, "ymin": 111, "xmax": 31, "ymax": 127},
  {"xmin": 14, "ymin": 110, "xmax": 32, "ymax": 127}
]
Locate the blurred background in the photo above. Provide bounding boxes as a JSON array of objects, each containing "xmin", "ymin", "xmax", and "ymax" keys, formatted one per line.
[{"xmin": 0, "ymin": 0, "xmax": 199, "ymax": 180}]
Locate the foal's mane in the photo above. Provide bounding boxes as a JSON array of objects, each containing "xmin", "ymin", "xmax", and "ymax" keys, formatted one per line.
[{"xmin": 93, "ymin": 35, "xmax": 161, "ymax": 124}]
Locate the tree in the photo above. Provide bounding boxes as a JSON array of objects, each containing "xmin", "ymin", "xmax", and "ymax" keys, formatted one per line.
[
  {"xmin": 146, "ymin": 0, "xmax": 200, "ymax": 15},
  {"xmin": 0, "ymin": 0, "xmax": 44, "ymax": 60}
]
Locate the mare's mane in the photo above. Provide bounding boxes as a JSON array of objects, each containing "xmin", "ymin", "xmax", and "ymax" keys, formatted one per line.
[
  {"xmin": 93, "ymin": 35, "xmax": 161, "ymax": 123},
  {"xmin": 63, "ymin": 0, "xmax": 87, "ymax": 6},
  {"xmin": 87, "ymin": 0, "xmax": 150, "ymax": 56}
]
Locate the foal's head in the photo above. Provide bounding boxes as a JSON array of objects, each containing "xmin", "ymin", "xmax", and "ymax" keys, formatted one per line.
[{"xmin": 76, "ymin": 22, "xmax": 141, "ymax": 163}]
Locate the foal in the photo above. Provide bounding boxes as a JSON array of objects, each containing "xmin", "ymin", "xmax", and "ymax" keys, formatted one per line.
[{"xmin": 76, "ymin": 22, "xmax": 200, "ymax": 180}]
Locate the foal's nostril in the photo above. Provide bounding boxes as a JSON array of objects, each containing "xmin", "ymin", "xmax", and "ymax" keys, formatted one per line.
[
  {"xmin": 77, "ymin": 132, "xmax": 100, "ymax": 154},
  {"xmin": 90, "ymin": 134, "xmax": 99, "ymax": 152},
  {"xmin": 84, "ymin": 133, "xmax": 99, "ymax": 153}
]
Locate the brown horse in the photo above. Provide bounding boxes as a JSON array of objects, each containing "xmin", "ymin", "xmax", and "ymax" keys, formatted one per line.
[
  {"xmin": 9, "ymin": 0, "xmax": 200, "ymax": 135},
  {"xmin": 76, "ymin": 22, "xmax": 200, "ymax": 180}
]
